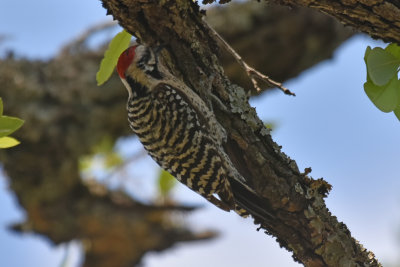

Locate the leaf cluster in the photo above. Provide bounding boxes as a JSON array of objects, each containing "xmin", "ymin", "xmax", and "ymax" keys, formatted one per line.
[{"xmin": 364, "ymin": 44, "xmax": 400, "ymax": 120}]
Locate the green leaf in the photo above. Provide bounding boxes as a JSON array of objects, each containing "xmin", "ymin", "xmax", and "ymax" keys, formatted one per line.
[
  {"xmin": 364, "ymin": 46, "xmax": 372, "ymax": 64},
  {"xmin": 104, "ymin": 152, "xmax": 123, "ymax": 169},
  {"xmin": 386, "ymin": 43, "xmax": 400, "ymax": 60},
  {"xmin": 0, "ymin": 98, "xmax": 3, "ymax": 116},
  {"xmin": 364, "ymin": 46, "xmax": 372, "ymax": 79},
  {"xmin": 364, "ymin": 76, "xmax": 400, "ymax": 112},
  {"xmin": 394, "ymin": 106, "xmax": 400, "ymax": 121},
  {"xmin": 158, "ymin": 169, "xmax": 176, "ymax": 196},
  {"xmin": 0, "ymin": 136, "xmax": 20, "ymax": 148},
  {"xmin": 366, "ymin": 47, "xmax": 400, "ymax": 86},
  {"xmin": 0, "ymin": 116, "xmax": 24, "ymax": 137},
  {"xmin": 96, "ymin": 30, "xmax": 132, "ymax": 86}
]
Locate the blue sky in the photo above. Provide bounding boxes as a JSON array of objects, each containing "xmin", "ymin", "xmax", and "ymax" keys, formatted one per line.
[
  {"xmin": 0, "ymin": 0, "xmax": 110, "ymax": 59},
  {"xmin": 0, "ymin": 1, "xmax": 399, "ymax": 267}
]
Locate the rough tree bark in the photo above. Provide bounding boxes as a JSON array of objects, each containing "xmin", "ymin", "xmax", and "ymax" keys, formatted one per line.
[
  {"xmin": 209, "ymin": 0, "xmax": 400, "ymax": 45},
  {"xmin": 0, "ymin": 1, "xmax": 368, "ymax": 266},
  {"xmin": 100, "ymin": 0, "xmax": 386, "ymax": 266},
  {"xmin": 272, "ymin": 0, "xmax": 400, "ymax": 44}
]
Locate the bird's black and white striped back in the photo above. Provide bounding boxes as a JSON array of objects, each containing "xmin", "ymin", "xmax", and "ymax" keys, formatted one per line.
[{"xmin": 127, "ymin": 82, "xmax": 235, "ymax": 211}]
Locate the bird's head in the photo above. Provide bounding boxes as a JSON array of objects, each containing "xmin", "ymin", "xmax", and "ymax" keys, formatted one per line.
[{"xmin": 117, "ymin": 44, "xmax": 164, "ymax": 98}]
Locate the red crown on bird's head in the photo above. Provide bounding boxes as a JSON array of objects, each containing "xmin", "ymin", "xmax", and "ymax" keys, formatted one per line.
[{"xmin": 117, "ymin": 45, "xmax": 138, "ymax": 79}]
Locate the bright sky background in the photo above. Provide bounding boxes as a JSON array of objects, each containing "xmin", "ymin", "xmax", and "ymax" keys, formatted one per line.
[{"xmin": 0, "ymin": 1, "xmax": 399, "ymax": 267}]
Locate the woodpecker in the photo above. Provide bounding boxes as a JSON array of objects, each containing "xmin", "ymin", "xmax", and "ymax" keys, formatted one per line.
[{"xmin": 117, "ymin": 44, "xmax": 272, "ymax": 219}]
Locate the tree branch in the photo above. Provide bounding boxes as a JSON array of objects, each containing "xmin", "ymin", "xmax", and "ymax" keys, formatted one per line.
[
  {"xmin": 100, "ymin": 0, "xmax": 381, "ymax": 266},
  {"xmin": 205, "ymin": 0, "xmax": 400, "ymax": 44},
  {"xmin": 273, "ymin": 0, "xmax": 400, "ymax": 44},
  {"xmin": 207, "ymin": 21, "xmax": 295, "ymax": 95}
]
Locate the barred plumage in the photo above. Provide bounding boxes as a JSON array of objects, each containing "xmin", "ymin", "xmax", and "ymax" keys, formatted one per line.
[
  {"xmin": 127, "ymin": 81, "xmax": 236, "ymax": 210},
  {"xmin": 117, "ymin": 44, "xmax": 262, "ymax": 216}
]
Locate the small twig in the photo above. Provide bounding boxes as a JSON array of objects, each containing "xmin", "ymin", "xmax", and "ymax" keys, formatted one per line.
[{"xmin": 206, "ymin": 21, "xmax": 295, "ymax": 96}]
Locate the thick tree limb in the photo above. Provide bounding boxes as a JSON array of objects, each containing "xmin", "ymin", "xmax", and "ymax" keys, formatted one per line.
[
  {"xmin": 101, "ymin": 0, "xmax": 380, "ymax": 266},
  {"xmin": 272, "ymin": 0, "xmax": 400, "ymax": 44},
  {"xmin": 207, "ymin": 0, "xmax": 400, "ymax": 44}
]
